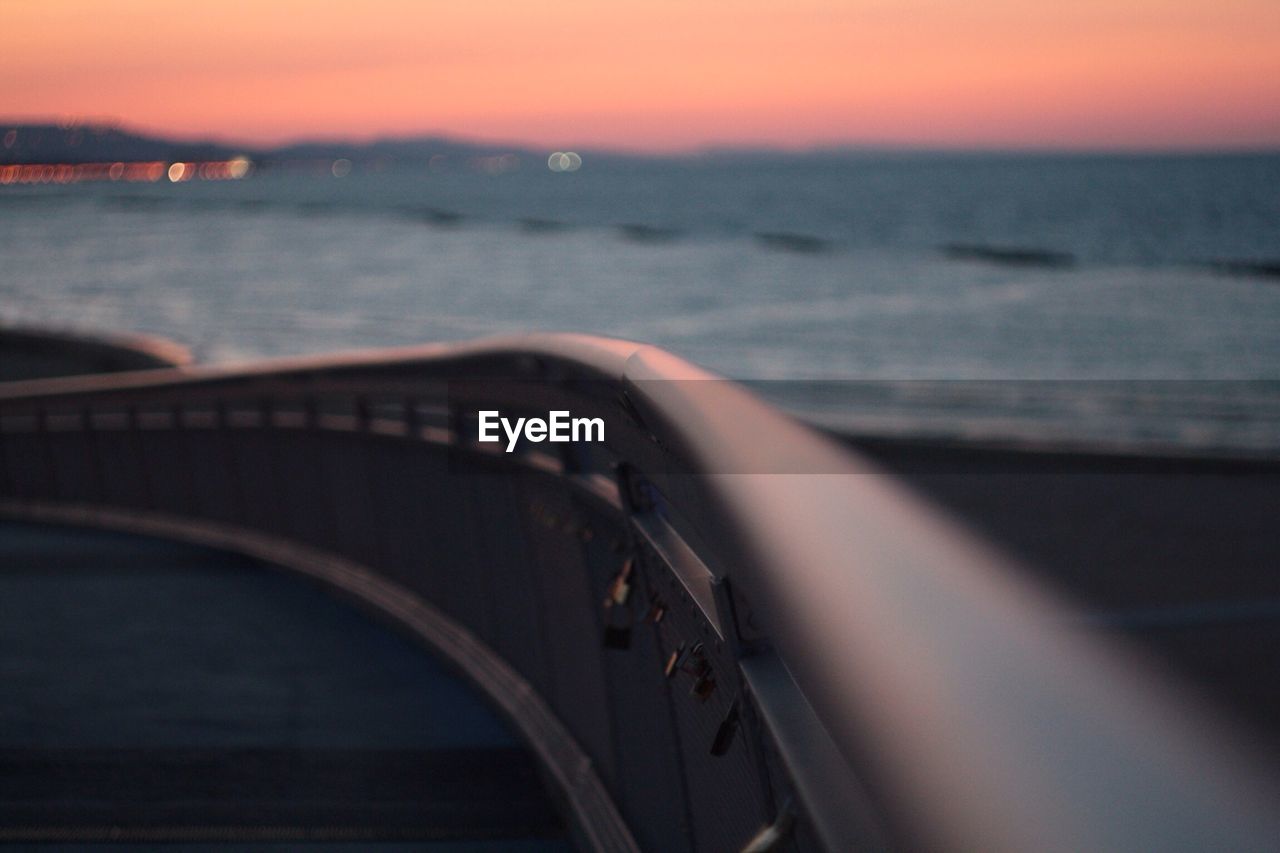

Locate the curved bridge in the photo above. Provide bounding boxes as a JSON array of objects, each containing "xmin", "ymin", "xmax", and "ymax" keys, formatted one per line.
[{"xmin": 1, "ymin": 334, "xmax": 1276, "ymax": 851}]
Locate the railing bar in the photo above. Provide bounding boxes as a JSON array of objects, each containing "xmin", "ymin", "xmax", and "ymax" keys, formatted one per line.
[
  {"xmin": 82, "ymin": 405, "xmax": 107, "ymax": 505},
  {"xmin": 215, "ymin": 399, "xmax": 247, "ymax": 526}
]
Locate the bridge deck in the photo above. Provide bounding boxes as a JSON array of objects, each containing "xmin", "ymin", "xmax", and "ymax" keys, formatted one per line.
[{"xmin": 0, "ymin": 521, "xmax": 572, "ymax": 851}]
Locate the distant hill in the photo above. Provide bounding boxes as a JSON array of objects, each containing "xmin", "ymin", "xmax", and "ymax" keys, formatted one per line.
[
  {"xmin": 0, "ymin": 123, "xmax": 244, "ymax": 164},
  {"xmin": 267, "ymin": 136, "xmax": 535, "ymax": 163},
  {"xmin": 0, "ymin": 122, "xmax": 536, "ymax": 166}
]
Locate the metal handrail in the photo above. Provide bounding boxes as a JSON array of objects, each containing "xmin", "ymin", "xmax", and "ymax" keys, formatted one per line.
[{"xmin": 2, "ymin": 333, "xmax": 1277, "ymax": 851}]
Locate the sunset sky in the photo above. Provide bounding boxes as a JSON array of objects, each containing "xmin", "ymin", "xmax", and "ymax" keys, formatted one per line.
[{"xmin": 5, "ymin": 0, "xmax": 1279, "ymax": 151}]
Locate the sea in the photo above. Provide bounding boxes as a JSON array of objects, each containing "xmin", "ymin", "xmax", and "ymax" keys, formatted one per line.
[{"xmin": 3, "ymin": 151, "xmax": 1280, "ymax": 454}]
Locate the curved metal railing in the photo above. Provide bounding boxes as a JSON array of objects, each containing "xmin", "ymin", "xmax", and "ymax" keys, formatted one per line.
[
  {"xmin": 0, "ymin": 324, "xmax": 192, "ymax": 379},
  {"xmin": 1, "ymin": 333, "xmax": 1276, "ymax": 851}
]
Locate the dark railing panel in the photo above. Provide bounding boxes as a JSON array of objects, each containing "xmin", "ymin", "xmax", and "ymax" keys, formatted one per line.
[
  {"xmin": 4, "ymin": 430, "xmax": 49, "ymax": 501},
  {"xmin": 518, "ymin": 476, "xmax": 618, "ymax": 786}
]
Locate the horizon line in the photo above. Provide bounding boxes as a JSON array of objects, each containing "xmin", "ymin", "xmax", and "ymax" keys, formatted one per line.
[{"xmin": 5, "ymin": 116, "xmax": 1280, "ymax": 159}]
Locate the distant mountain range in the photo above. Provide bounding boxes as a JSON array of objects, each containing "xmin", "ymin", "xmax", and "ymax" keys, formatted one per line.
[
  {"xmin": 0, "ymin": 122, "xmax": 540, "ymax": 165},
  {"xmin": 7, "ymin": 121, "xmax": 1271, "ymax": 167}
]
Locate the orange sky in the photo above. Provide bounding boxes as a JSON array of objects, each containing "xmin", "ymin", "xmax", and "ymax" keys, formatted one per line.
[{"xmin": 4, "ymin": 0, "xmax": 1279, "ymax": 151}]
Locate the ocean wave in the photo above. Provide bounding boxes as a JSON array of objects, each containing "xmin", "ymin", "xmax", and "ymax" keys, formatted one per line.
[
  {"xmin": 100, "ymin": 194, "xmax": 174, "ymax": 211},
  {"xmin": 942, "ymin": 243, "xmax": 1075, "ymax": 268},
  {"xmin": 518, "ymin": 217, "xmax": 570, "ymax": 234},
  {"xmin": 753, "ymin": 231, "xmax": 832, "ymax": 253},
  {"xmin": 397, "ymin": 205, "xmax": 465, "ymax": 227},
  {"xmin": 616, "ymin": 223, "xmax": 682, "ymax": 244},
  {"xmin": 1203, "ymin": 259, "xmax": 1280, "ymax": 280}
]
